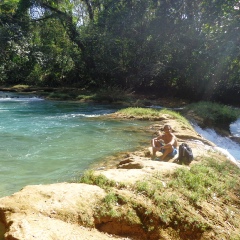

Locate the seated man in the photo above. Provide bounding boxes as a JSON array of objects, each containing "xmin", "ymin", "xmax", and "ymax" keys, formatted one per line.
[{"xmin": 151, "ymin": 124, "xmax": 178, "ymax": 160}]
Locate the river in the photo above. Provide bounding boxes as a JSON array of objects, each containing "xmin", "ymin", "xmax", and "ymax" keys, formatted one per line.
[{"xmin": 0, "ymin": 92, "xmax": 149, "ymax": 197}]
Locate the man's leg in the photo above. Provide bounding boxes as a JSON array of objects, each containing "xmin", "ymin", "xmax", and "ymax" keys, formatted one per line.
[
  {"xmin": 161, "ymin": 145, "xmax": 174, "ymax": 160},
  {"xmin": 152, "ymin": 146, "xmax": 162, "ymax": 158},
  {"xmin": 151, "ymin": 139, "xmax": 161, "ymax": 158}
]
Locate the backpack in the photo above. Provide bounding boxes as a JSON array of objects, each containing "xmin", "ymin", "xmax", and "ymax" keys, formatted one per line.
[{"xmin": 178, "ymin": 143, "xmax": 193, "ymax": 164}]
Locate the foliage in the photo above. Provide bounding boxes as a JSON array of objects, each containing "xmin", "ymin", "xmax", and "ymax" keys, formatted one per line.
[
  {"xmin": 185, "ymin": 101, "xmax": 240, "ymax": 126},
  {"xmin": 0, "ymin": 0, "xmax": 240, "ymax": 104},
  {"xmin": 92, "ymin": 85, "xmax": 132, "ymax": 103}
]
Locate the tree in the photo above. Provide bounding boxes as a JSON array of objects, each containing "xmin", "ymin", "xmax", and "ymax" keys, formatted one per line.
[{"xmin": 0, "ymin": 0, "xmax": 240, "ymax": 104}]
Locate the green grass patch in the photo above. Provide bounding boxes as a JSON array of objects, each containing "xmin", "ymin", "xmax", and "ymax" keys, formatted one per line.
[
  {"xmin": 119, "ymin": 107, "xmax": 183, "ymax": 120},
  {"xmin": 185, "ymin": 101, "xmax": 240, "ymax": 126},
  {"xmin": 169, "ymin": 158, "xmax": 240, "ymax": 204},
  {"xmin": 99, "ymin": 192, "xmax": 121, "ymax": 218},
  {"xmin": 12, "ymin": 84, "xmax": 30, "ymax": 89},
  {"xmin": 131, "ymin": 183, "xmax": 210, "ymax": 232},
  {"xmin": 135, "ymin": 180, "xmax": 156, "ymax": 197},
  {"xmin": 118, "ymin": 107, "xmax": 162, "ymax": 117},
  {"xmin": 92, "ymin": 86, "xmax": 132, "ymax": 103},
  {"xmin": 78, "ymin": 170, "xmax": 118, "ymax": 190},
  {"xmin": 76, "ymin": 94, "xmax": 96, "ymax": 101},
  {"xmin": 118, "ymin": 107, "xmax": 193, "ymax": 128}
]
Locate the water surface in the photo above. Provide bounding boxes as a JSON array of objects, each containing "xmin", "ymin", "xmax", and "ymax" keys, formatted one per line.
[
  {"xmin": 192, "ymin": 123, "xmax": 240, "ymax": 164},
  {"xmin": 0, "ymin": 92, "xmax": 149, "ymax": 197}
]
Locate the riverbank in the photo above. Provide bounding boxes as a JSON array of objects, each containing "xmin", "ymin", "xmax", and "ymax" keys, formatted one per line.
[
  {"xmin": 0, "ymin": 110, "xmax": 239, "ymax": 240},
  {"xmin": 2, "ymin": 85, "xmax": 239, "ymax": 135}
]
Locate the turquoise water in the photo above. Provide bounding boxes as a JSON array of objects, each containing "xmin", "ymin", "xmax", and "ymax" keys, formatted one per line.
[{"xmin": 0, "ymin": 92, "xmax": 149, "ymax": 197}]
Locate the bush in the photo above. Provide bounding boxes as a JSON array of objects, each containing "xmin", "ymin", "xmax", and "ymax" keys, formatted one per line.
[{"xmin": 185, "ymin": 101, "xmax": 240, "ymax": 127}]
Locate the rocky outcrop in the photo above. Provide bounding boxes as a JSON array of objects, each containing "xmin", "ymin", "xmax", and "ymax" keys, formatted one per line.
[
  {"xmin": 0, "ymin": 161, "xmax": 185, "ymax": 240},
  {"xmin": 0, "ymin": 183, "xmax": 112, "ymax": 240}
]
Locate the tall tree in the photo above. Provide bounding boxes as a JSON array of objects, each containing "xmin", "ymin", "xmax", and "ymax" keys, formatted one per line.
[{"xmin": 1, "ymin": 0, "xmax": 240, "ymax": 103}]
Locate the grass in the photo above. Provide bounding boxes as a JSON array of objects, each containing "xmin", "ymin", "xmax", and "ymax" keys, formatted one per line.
[
  {"xmin": 76, "ymin": 94, "xmax": 96, "ymax": 101},
  {"xmin": 118, "ymin": 107, "xmax": 162, "ymax": 117},
  {"xmin": 185, "ymin": 101, "xmax": 240, "ymax": 127},
  {"xmin": 12, "ymin": 84, "xmax": 30, "ymax": 89},
  {"xmin": 91, "ymin": 85, "xmax": 133, "ymax": 103},
  {"xmin": 169, "ymin": 158, "xmax": 240, "ymax": 204},
  {"xmin": 97, "ymin": 192, "xmax": 122, "ymax": 218},
  {"xmin": 78, "ymin": 170, "xmax": 118, "ymax": 190},
  {"xmin": 118, "ymin": 107, "xmax": 192, "ymax": 125},
  {"xmin": 77, "ymin": 157, "xmax": 240, "ymax": 237}
]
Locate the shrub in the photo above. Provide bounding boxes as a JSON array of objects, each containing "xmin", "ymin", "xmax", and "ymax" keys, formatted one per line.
[{"xmin": 185, "ymin": 101, "xmax": 240, "ymax": 126}]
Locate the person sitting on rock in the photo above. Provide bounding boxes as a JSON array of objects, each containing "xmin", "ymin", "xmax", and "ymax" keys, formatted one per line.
[{"xmin": 151, "ymin": 124, "xmax": 178, "ymax": 160}]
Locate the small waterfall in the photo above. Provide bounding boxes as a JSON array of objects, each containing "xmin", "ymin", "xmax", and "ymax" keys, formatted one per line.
[
  {"xmin": 0, "ymin": 91, "xmax": 43, "ymax": 101},
  {"xmin": 230, "ymin": 118, "xmax": 240, "ymax": 137},
  {"xmin": 192, "ymin": 122, "xmax": 240, "ymax": 167}
]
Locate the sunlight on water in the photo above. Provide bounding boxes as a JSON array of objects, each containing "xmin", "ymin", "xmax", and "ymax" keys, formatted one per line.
[{"xmin": 0, "ymin": 92, "xmax": 149, "ymax": 197}]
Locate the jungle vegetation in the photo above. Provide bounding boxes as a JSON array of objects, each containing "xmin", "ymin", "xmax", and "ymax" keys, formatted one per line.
[{"xmin": 0, "ymin": 0, "xmax": 240, "ymax": 104}]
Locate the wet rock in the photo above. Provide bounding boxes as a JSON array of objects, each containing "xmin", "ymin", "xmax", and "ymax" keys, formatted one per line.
[
  {"xmin": 117, "ymin": 161, "xmax": 144, "ymax": 169},
  {"xmin": 117, "ymin": 158, "xmax": 134, "ymax": 166},
  {"xmin": 230, "ymin": 136, "xmax": 240, "ymax": 144}
]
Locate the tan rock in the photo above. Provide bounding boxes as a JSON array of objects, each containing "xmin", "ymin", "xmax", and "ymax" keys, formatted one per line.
[{"xmin": 0, "ymin": 183, "xmax": 122, "ymax": 240}]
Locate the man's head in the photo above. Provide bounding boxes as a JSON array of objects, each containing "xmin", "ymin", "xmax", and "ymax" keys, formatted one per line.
[{"xmin": 163, "ymin": 125, "xmax": 172, "ymax": 133}]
